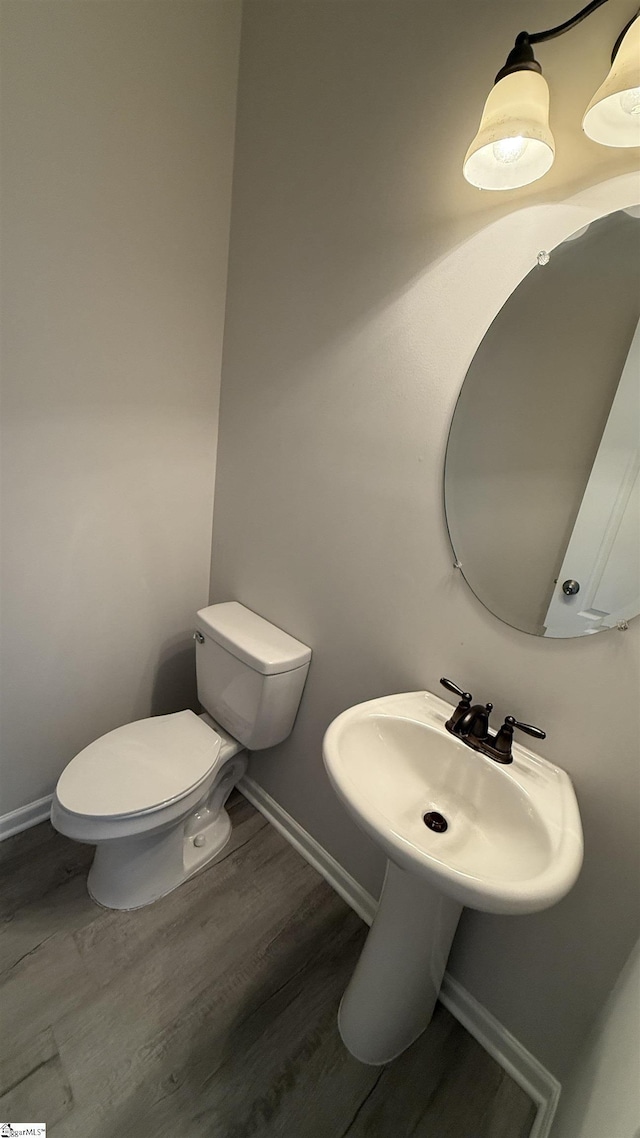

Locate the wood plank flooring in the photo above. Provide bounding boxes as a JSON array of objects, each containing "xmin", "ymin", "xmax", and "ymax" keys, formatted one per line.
[{"xmin": 0, "ymin": 794, "xmax": 537, "ymax": 1137}]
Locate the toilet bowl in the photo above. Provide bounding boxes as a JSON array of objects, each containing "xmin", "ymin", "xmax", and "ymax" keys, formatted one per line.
[
  {"xmin": 51, "ymin": 710, "xmax": 247, "ymax": 909},
  {"xmin": 51, "ymin": 602, "xmax": 311, "ymax": 909}
]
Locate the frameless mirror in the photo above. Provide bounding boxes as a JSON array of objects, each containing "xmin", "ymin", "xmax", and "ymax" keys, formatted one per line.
[{"xmin": 445, "ymin": 207, "xmax": 640, "ymax": 638}]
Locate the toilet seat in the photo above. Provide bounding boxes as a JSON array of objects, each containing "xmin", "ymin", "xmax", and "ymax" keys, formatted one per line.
[{"xmin": 55, "ymin": 710, "xmax": 222, "ymax": 819}]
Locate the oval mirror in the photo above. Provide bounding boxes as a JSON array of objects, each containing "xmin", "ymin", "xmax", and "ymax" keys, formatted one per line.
[{"xmin": 444, "ymin": 207, "xmax": 640, "ymax": 638}]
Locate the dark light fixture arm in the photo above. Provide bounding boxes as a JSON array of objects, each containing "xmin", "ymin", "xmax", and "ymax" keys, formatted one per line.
[
  {"xmin": 525, "ymin": 0, "xmax": 610, "ymax": 46},
  {"xmin": 494, "ymin": 0, "xmax": 638, "ymax": 83},
  {"xmin": 506, "ymin": 0, "xmax": 640, "ymax": 67},
  {"xmin": 493, "ymin": 2, "xmax": 611, "ymax": 84}
]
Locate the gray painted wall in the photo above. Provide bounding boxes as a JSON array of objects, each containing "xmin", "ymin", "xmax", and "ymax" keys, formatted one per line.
[
  {"xmin": 0, "ymin": 0, "xmax": 241, "ymax": 814},
  {"xmin": 552, "ymin": 937, "xmax": 640, "ymax": 1137},
  {"xmin": 210, "ymin": 0, "xmax": 640, "ymax": 1078}
]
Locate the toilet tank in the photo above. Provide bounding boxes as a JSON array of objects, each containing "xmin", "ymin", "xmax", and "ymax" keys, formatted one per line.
[{"xmin": 194, "ymin": 602, "xmax": 311, "ymax": 750}]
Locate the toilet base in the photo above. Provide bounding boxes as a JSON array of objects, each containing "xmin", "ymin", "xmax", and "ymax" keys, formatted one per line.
[
  {"xmin": 85, "ymin": 752, "xmax": 248, "ymax": 910},
  {"xmin": 88, "ymin": 806, "xmax": 234, "ymax": 910}
]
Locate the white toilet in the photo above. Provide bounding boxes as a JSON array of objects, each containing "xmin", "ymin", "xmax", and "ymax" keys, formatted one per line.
[{"xmin": 51, "ymin": 602, "xmax": 311, "ymax": 910}]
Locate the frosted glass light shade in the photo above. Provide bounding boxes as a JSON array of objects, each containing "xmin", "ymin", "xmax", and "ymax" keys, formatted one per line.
[
  {"xmin": 463, "ymin": 70, "xmax": 555, "ymax": 190},
  {"xmin": 583, "ymin": 17, "xmax": 640, "ymax": 147}
]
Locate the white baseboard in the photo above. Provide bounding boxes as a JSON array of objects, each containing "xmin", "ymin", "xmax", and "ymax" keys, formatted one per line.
[
  {"xmin": 438, "ymin": 974, "xmax": 561, "ymax": 1138},
  {"xmin": 239, "ymin": 774, "xmax": 560, "ymax": 1138},
  {"xmin": 0, "ymin": 794, "xmax": 53, "ymax": 841},
  {"xmin": 239, "ymin": 775, "xmax": 376, "ymax": 925}
]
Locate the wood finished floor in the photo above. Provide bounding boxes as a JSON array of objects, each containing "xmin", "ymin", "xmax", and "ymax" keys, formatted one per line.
[{"xmin": 0, "ymin": 793, "xmax": 537, "ymax": 1137}]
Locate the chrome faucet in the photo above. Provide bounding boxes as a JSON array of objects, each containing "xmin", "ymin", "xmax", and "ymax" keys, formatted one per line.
[{"xmin": 440, "ymin": 678, "xmax": 545, "ymax": 764}]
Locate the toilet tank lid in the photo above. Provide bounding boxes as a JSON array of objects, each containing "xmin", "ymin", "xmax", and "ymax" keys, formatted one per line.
[{"xmin": 196, "ymin": 602, "xmax": 311, "ymax": 675}]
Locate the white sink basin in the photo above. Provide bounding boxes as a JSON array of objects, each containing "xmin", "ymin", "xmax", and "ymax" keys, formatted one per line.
[
  {"xmin": 323, "ymin": 690, "xmax": 583, "ymax": 915},
  {"xmin": 322, "ymin": 689, "xmax": 583, "ymax": 1065}
]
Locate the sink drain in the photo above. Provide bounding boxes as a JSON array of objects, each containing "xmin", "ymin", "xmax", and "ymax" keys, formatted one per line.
[{"xmin": 423, "ymin": 811, "xmax": 448, "ymax": 833}]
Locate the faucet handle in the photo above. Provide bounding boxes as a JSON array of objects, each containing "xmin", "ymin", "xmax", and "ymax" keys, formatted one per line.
[
  {"xmin": 440, "ymin": 679, "xmax": 474, "ymax": 734},
  {"xmin": 490, "ymin": 715, "xmax": 546, "ymax": 763},
  {"xmin": 440, "ymin": 678, "xmax": 473, "ymax": 703},
  {"xmin": 506, "ymin": 716, "xmax": 546, "ymax": 741}
]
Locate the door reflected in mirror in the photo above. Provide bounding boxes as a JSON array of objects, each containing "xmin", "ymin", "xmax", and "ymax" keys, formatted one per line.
[{"xmin": 444, "ymin": 207, "xmax": 640, "ymax": 638}]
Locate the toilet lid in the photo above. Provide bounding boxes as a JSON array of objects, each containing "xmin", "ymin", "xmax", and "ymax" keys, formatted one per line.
[{"xmin": 56, "ymin": 711, "xmax": 222, "ymax": 818}]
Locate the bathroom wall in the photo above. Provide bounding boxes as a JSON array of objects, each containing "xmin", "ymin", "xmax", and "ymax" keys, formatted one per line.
[
  {"xmin": 0, "ymin": 0, "xmax": 241, "ymax": 816},
  {"xmin": 210, "ymin": 0, "xmax": 640, "ymax": 1078},
  {"xmin": 552, "ymin": 936, "xmax": 640, "ymax": 1138}
]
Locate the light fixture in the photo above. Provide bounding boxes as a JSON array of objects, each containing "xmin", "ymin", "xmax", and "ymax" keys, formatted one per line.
[
  {"xmin": 463, "ymin": 35, "xmax": 555, "ymax": 190},
  {"xmin": 464, "ymin": 0, "xmax": 640, "ymax": 191},
  {"xmin": 583, "ymin": 13, "xmax": 640, "ymax": 145}
]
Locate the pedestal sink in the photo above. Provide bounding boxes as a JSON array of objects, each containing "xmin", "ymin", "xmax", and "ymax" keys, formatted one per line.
[{"xmin": 322, "ymin": 690, "xmax": 583, "ymax": 1065}]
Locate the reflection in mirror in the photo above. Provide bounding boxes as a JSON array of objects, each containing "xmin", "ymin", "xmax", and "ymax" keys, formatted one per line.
[{"xmin": 445, "ymin": 208, "xmax": 640, "ymax": 638}]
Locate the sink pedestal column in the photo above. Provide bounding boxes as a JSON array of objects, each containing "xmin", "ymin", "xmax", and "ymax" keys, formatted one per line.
[{"xmin": 338, "ymin": 860, "xmax": 462, "ymax": 1065}]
